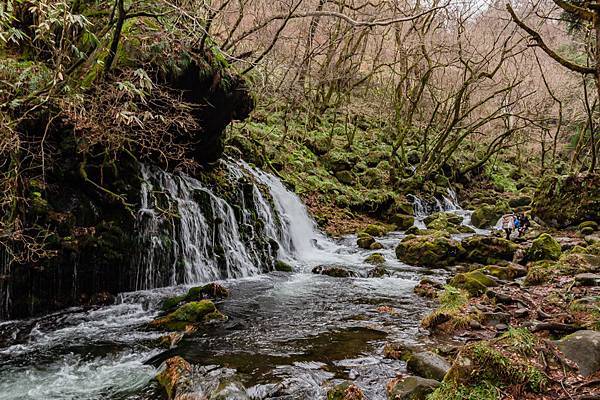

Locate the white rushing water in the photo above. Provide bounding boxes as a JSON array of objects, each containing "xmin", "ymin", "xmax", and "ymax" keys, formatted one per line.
[{"xmin": 0, "ymin": 162, "xmax": 479, "ymax": 400}]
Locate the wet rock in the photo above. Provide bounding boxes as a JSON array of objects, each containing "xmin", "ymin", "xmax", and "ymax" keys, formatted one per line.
[
  {"xmin": 187, "ymin": 283, "xmax": 229, "ymax": 300},
  {"xmin": 210, "ymin": 381, "xmax": 250, "ymax": 400},
  {"xmin": 581, "ymin": 226, "xmax": 595, "ymax": 235},
  {"xmin": 461, "ymin": 235, "xmax": 519, "ymax": 264},
  {"xmin": 312, "ymin": 265, "xmax": 357, "ymax": 278},
  {"xmin": 370, "ymin": 241, "xmax": 384, "ymax": 250},
  {"xmin": 367, "ymin": 266, "xmax": 389, "ymax": 278},
  {"xmin": 156, "ymin": 356, "xmax": 197, "ymax": 400},
  {"xmin": 89, "ymin": 291, "xmax": 116, "ymax": 306},
  {"xmin": 162, "ymin": 283, "xmax": 229, "ymax": 311},
  {"xmin": 386, "ymin": 376, "xmax": 440, "ymax": 400},
  {"xmin": 357, "ymin": 235, "xmax": 375, "ymax": 249},
  {"xmin": 574, "ymin": 273, "xmax": 600, "ymax": 286},
  {"xmin": 274, "ymin": 260, "xmax": 293, "ymax": 272},
  {"xmin": 365, "ymin": 253, "xmax": 386, "ymax": 265},
  {"xmin": 383, "ymin": 341, "xmax": 419, "ymax": 361},
  {"xmin": 514, "ymin": 308, "xmax": 529, "ymax": 318},
  {"xmin": 391, "ymin": 214, "xmax": 415, "ymax": 230},
  {"xmin": 158, "ymin": 332, "xmax": 184, "ymax": 348},
  {"xmin": 395, "ymin": 234, "xmax": 464, "ymax": 268},
  {"xmin": 556, "ymin": 330, "xmax": 600, "ymax": 376},
  {"xmin": 327, "ymin": 381, "xmax": 364, "ymax": 400},
  {"xmin": 407, "ymin": 351, "xmax": 450, "ymax": 381},
  {"xmin": 528, "ymin": 233, "xmax": 562, "ymax": 261},
  {"xmin": 449, "ymin": 270, "xmax": 497, "ymax": 296}
]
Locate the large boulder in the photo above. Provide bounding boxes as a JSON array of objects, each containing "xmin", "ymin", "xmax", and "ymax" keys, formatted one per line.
[
  {"xmin": 391, "ymin": 214, "xmax": 415, "ymax": 230},
  {"xmin": 528, "ymin": 233, "xmax": 561, "ymax": 261},
  {"xmin": 395, "ymin": 234, "xmax": 464, "ymax": 268},
  {"xmin": 556, "ymin": 330, "xmax": 600, "ymax": 376},
  {"xmin": 461, "ymin": 235, "xmax": 519, "ymax": 264},
  {"xmin": 406, "ymin": 351, "xmax": 451, "ymax": 381},
  {"xmin": 532, "ymin": 174, "xmax": 600, "ymax": 228},
  {"xmin": 386, "ymin": 376, "xmax": 440, "ymax": 400},
  {"xmin": 470, "ymin": 202, "xmax": 510, "ymax": 228}
]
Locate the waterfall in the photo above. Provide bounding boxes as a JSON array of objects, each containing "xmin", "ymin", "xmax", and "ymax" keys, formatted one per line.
[
  {"xmin": 442, "ymin": 188, "xmax": 462, "ymax": 211},
  {"xmin": 133, "ymin": 163, "xmax": 284, "ymax": 290},
  {"xmin": 0, "ymin": 246, "xmax": 11, "ymax": 320}
]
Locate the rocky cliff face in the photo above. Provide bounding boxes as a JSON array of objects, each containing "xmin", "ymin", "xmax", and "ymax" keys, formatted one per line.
[{"xmin": 0, "ymin": 53, "xmax": 255, "ymax": 320}]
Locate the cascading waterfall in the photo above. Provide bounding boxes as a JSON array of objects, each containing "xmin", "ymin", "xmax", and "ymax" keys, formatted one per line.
[
  {"xmin": 0, "ymin": 247, "xmax": 11, "ymax": 320},
  {"xmin": 133, "ymin": 162, "xmax": 290, "ymax": 290}
]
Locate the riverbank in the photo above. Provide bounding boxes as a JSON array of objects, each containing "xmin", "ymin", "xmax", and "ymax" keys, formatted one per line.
[{"xmin": 385, "ymin": 220, "xmax": 600, "ymax": 400}]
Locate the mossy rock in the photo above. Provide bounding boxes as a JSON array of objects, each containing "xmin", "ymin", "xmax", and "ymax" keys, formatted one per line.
[
  {"xmin": 151, "ymin": 300, "xmax": 221, "ymax": 331},
  {"xmin": 579, "ymin": 221, "xmax": 598, "ymax": 232},
  {"xmin": 524, "ymin": 261, "xmax": 556, "ymax": 286},
  {"xmin": 367, "ymin": 265, "xmax": 388, "ymax": 278},
  {"xmin": 443, "ymin": 340, "xmax": 546, "ymax": 395},
  {"xmin": 532, "ymin": 174, "xmax": 600, "ymax": 228},
  {"xmin": 275, "ymin": 260, "xmax": 293, "ymax": 272},
  {"xmin": 395, "ymin": 234, "xmax": 464, "ymax": 268},
  {"xmin": 482, "ymin": 264, "xmax": 526, "ymax": 281},
  {"xmin": 357, "ymin": 235, "xmax": 375, "ymax": 249},
  {"xmin": 391, "ymin": 213, "xmax": 415, "ymax": 230},
  {"xmin": 383, "ymin": 341, "xmax": 418, "ymax": 362},
  {"xmin": 581, "ymin": 227, "xmax": 595, "ymax": 235},
  {"xmin": 386, "ymin": 376, "xmax": 440, "ymax": 400},
  {"xmin": 450, "ymin": 270, "xmax": 497, "ymax": 296},
  {"xmin": 364, "ymin": 224, "xmax": 387, "ymax": 237},
  {"xmin": 528, "ymin": 233, "xmax": 561, "ymax": 261},
  {"xmin": 370, "ymin": 241, "xmax": 384, "ymax": 250},
  {"xmin": 471, "ymin": 202, "xmax": 510, "ymax": 228},
  {"xmin": 457, "ymin": 225, "xmax": 475, "ymax": 234},
  {"xmin": 462, "ymin": 235, "xmax": 519, "ymax": 264},
  {"xmin": 365, "ymin": 253, "xmax": 386, "ymax": 265},
  {"xmin": 327, "ymin": 381, "xmax": 364, "ymax": 400},
  {"xmin": 508, "ymin": 195, "xmax": 532, "ymax": 208},
  {"xmin": 424, "ymin": 212, "xmax": 463, "ymax": 227}
]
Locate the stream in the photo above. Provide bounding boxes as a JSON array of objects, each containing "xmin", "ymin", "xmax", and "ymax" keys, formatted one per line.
[{"xmin": 0, "ymin": 164, "xmax": 485, "ymax": 400}]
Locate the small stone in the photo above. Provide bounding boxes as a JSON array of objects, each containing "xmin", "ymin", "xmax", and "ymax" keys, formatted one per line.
[
  {"xmin": 514, "ymin": 308, "xmax": 529, "ymax": 318},
  {"xmin": 469, "ymin": 320, "xmax": 482, "ymax": 330},
  {"xmin": 495, "ymin": 323, "xmax": 508, "ymax": 331}
]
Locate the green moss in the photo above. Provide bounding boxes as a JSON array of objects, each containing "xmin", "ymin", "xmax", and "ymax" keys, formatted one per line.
[
  {"xmin": 275, "ymin": 260, "xmax": 293, "ymax": 272},
  {"xmin": 450, "ymin": 270, "xmax": 497, "ymax": 296},
  {"xmin": 427, "ymin": 381, "xmax": 499, "ymax": 400},
  {"xmin": 528, "ymin": 233, "xmax": 561, "ymax": 261},
  {"xmin": 499, "ymin": 327, "xmax": 536, "ymax": 356},
  {"xmin": 422, "ymin": 286, "xmax": 474, "ymax": 331},
  {"xmin": 524, "ymin": 261, "xmax": 556, "ymax": 286},
  {"xmin": 170, "ymin": 300, "xmax": 216, "ymax": 322}
]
